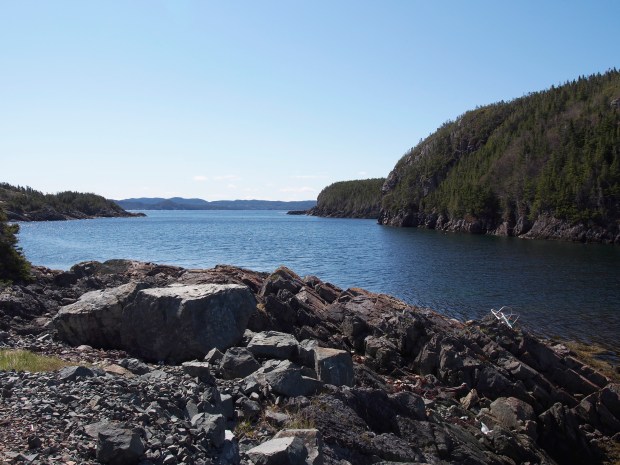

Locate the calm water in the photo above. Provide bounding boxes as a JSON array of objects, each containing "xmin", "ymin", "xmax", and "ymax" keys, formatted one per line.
[{"xmin": 15, "ymin": 210, "xmax": 620, "ymax": 351}]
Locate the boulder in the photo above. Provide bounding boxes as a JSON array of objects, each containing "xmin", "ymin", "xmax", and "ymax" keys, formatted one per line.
[
  {"xmin": 204, "ymin": 347, "xmax": 224, "ymax": 365},
  {"xmin": 220, "ymin": 347, "xmax": 261, "ymax": 379},
  {"xmin": 259, "ymin": 360, "xmax": 322, "ymax": 397},
  {"xmin": 314, "ymin": 347, "xmax": 354, "ymax": 387},
  {"xmin": 120, "ymin": 284, "xmax": 256, "ymax": 362},
  {"xmin": 489, "ymin": 397, "xmax": 535, "ymax": 431},
  {"xmin": 54, "ymin": 283, "xmax": 256, "ymax": 363},
  {"xmin": 92, "ymin": 422, "xmax": 144, "ymax": 465},
  {"xmin": 57, "ymin": 365, "xmax": 96, "ymax": 382},
  {"xmin": 191, "ymin": 412, "xmax": 226, "ymax": 448},
  {"xmin": 247, "ymin": 331, "xmax": 299, "ymax": 360},
  {"xmin": 53, "ymin": 282, "xmax": 144, "ymax": 348},
  {"xmin": 181, "ymin": 361, "xmax": 215, "ymax": 382},
  {"xmin": 247, "ymin": 436, "xmax": 308, "ymax": 465},
  {"xmin": 273, "ymin": 429, "xmax": 324, "ymax": 465},
  {"xmin": 118, "ymin": 358, "xmax": 150, "ymax": 375}
]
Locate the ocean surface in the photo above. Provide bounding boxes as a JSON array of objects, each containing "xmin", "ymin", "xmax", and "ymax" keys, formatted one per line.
[{"xmin": 15, "ymin": 210, "xmax": 620, "ymax": 351}]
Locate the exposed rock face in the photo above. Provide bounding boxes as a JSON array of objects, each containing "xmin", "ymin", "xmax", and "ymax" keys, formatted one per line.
[
  {"xmin": 378, "ymin": 209, "xmax": 620, "ymax": 244},
  {"xmin": 120, "ymin": 284, "xmax": 256, "ymax": 362},
  {"xmin": 53, "ymin": 283, "xmax": 257, "ymax": 362},
  {"xmin": 313, "ymin": 347, "xmax": 354, "ymax": 387},
  {"xmin": 52, "ymin": 282, "xmax": 144, "ymax": 349}
]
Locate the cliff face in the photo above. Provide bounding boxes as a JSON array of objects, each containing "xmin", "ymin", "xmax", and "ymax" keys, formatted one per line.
[{"xmin": 379, "ymin": 70, "xmax": 620, "ymax": 243}]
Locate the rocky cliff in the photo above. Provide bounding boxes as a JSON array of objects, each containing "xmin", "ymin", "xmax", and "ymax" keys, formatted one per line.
[{"xmin": 0, "ymin": 260, "xmax": 618, "ymax": 465}]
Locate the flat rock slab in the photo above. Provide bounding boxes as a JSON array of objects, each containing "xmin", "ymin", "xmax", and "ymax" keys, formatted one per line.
[
  {"xmin": 247, "ymin": 331, "xmax": 299, "ymax": 360},
  {"xmin": 247, "ymin": 436, "xmax": 308, "ymax": 465}
]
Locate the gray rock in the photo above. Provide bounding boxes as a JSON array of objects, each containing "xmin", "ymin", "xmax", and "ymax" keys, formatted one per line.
[
  {"xmin": 247, "ymin": 331, "xmax": 299, "ymax": 360},
  {"xmin": 236, "ymin": 396, "xmax": 261, "ymax": 419},
  {"xmin": 261, "ymin": 360, "xmax": 322, "ymax": 397},
  {"xmin": 53, "ymin": 282, "xmax": 144, "ymax": 348},
  {"xmin": 191, "ymin": 412, "xmax": 226, "ymax": 448},
  {"xmin": 273, "ymin": 429, "xmax": 324, "ymax": 465},
  {"xmin": 220, "ymin": 393, "xmax": 234, "ymax": 419},
  {"xmin": 247, "ymin": 436, "xmax": 308, "ymax": 465},
  {"xmin": 121, "ymin": 284, "xmax": 256, "ymax": 362},
  {"xmin": 57, "ymin": 365, "xmax": 96, "ymax": 382},
  {"xmin": 119, "ymin": 358, "xmax": 150, "ymax": 375},
  {"xmin": 220, "ymin": 347, "xmax": 261, "ymax": 379},
  {"xmin": 314, "ymin": 347, "xmax": 354, "ymax": 387},
  {"xmin": 204, "ymin": 347, "xmax": 224, "ymax": 365},
  {"xmin": 297, "ymin": 340, "xmax": 319, "ymax": 368},
  {"xmin": 182, "ymin": 361, "xmax": 215, "ymax": 382},
  {"xmin": 96, "ymin": 423, "xmax": 145, "ymax": 465},
  {"xmin": 489, "ymin": 397, "xmax": 535, "ymax": 431}
]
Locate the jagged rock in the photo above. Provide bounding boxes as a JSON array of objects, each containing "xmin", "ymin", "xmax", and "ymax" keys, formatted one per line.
[
  {"xmin": 236, "ymin": 396, "xmax": 261, "ymax": 419},
  {"xmin": 53, "ymin": 282, "xmax": 144, "ymax": 348},
  {"xmin": 57, "ymin": 365, "xmax": 96, "ymax": 382},
  {"xmin": 204, "ymin": 347, "xmax": 224, "ymax": 365},
  {"xmin": 247, "ymin": 436, "xmax": 308, "ymax": 465},
  {"xmin": 489, "ymin": 397, "xmax": 535, "ymax": 431},
  {"xmin": 247, "ymin": 331, "xmax": 299, "ymax": 360},
  {"xmin": 119, "ymin": 358, "xmax": 150, "ymax": 375},
  {"xmin": 260, "ymin": 360, "xmax": 323, "ymax": 397},
  {"xmin": 297, "ymin": 339, "xmax": 319, "ymax": 367},
  {"xmin": 273, "ymin": 429, "xmax": 324, "ymax": 465},
  {"xmin": 95, "ymin": 422, "xmax": 145, "ymax": 465},
  {"xmin": 601, "ymin": 383, "xmax": 620, "ymax": 418},
  {"xmin": 181, "ymin": 361, "xmax": 215, "ymax": 382},
  {"xmin": 191, "ymin": 412, "xmax": 226, "ymax": 447},
  {"xmin": 314, "ymin": 347, "xmax": 354, "ymax": 387},
  {"xmin": 265, "ymin": 410, "xmax": 291, "ymax": 427},
  {"xmin": 220, "ymin": 347, "xmax": 261, "ymax": 379},
  {"xmin": 120, "ymin": 284, "xmax": 256, "ymax": 362}
]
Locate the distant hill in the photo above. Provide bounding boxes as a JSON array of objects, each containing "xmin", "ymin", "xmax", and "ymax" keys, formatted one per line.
[
  {"xmin": 308, "ymin": 178, "xmax": 385, "ymax": 218},
  {"xmin": 115, "ymin": 197, "xmax": 317, "ymax": 211},
  {"xmin": 379, "ymin": 69, "xmax": 620, "ymax": 243},
  {"xmin": 0, "ymin": 183, "xmax": 144, "ymax": 222}
]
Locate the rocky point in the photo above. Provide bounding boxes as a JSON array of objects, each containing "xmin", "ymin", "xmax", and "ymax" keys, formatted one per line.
[{"xmin": 0, "ymin": 259, "xmax": 618, "ymax": 465}]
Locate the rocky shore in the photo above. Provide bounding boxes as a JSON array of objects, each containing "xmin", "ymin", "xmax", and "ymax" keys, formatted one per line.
[
  {"xmin": 1, "ymin": 260, "xmax": 619, "ymax": 465},
  {"xmin": 5, "ymin": 208, "xmax": 145, "ymax": 222},
  {"xmin": 377, "ymin": 210, "xmax": 620, "ymax": 244}
]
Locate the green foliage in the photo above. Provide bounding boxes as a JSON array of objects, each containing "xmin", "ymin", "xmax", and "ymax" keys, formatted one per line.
[
  {"xmin": 0, "ymin": 183, "xmax": 129, "ymax": 218},
  {"xmin": 0, "ymin": 208, "xmax": 31, "ymax": 283},
  {"xmin": 314, "ymin": 178, "xmax": 385, "ymax": 218},
  {"xmin": 383, "ymin": 69, "xmax": 620, "ymax": 226}
]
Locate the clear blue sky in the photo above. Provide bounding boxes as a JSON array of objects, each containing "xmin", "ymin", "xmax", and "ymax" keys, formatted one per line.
[{"xmin": 1, "ymin": 1, "xmax": 618, "ymax": 201}]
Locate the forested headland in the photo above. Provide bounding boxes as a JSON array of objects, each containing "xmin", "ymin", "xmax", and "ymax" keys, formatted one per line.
[
  {"xmin": 308, "ymin": 178, "xmax": 385, "ymax": 218},
  {"xmin": 0, "ymin": 183, "xmax": 144, "ymax": 222},
  {"xmin": 379, "ymin": 70, "xmax": 619, "ymax": 242},
  {"xmin": 311, "ymin": 70, "xmax": 619, "ymax": 242}
]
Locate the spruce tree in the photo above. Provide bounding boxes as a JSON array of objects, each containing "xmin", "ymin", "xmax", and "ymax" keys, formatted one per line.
[{"xmin": 0, "ymin": 208, "xmax": 31, "ymax": 283}]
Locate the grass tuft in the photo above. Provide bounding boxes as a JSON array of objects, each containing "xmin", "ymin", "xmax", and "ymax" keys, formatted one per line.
[{"xmin": 0, "ymin": 349, "xmax": 72, "ymax": 372}]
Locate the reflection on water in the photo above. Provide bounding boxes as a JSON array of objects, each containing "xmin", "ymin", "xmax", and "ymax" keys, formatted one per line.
[{"xmin": 16, "ymin": 210, "xmax": 620, "ymax": 351}]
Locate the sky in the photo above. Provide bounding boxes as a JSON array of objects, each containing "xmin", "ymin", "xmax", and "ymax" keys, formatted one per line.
[{"xmin": 1, "ymin": 1, "xmax": 618, "ymax": 201}]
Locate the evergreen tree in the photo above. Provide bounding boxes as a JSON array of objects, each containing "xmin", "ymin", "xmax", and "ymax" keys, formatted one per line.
[{"xmin": 0, "ymin": 208, "xmax": 31, "ymax": 283}]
